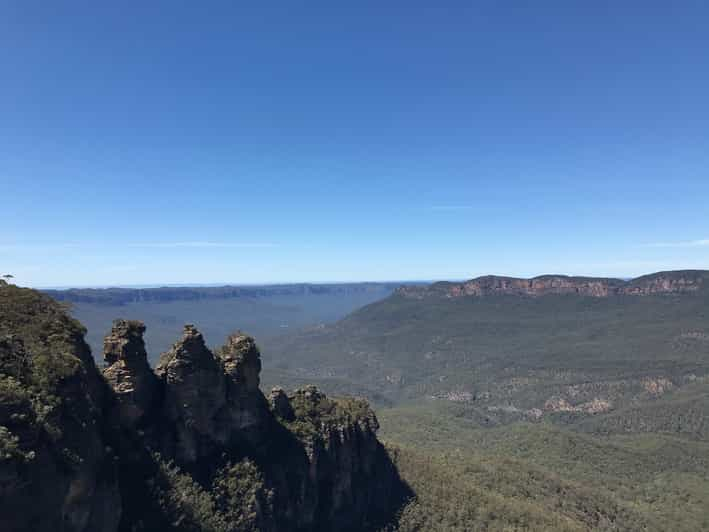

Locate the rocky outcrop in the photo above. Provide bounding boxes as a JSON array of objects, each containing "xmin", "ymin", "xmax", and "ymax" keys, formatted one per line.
[
  {"xmin": 543, "ymin": 396, "xmax": 612, "ymax": 414},
  {"xmin": 0, "ymin": 283, "xmax": 407, "ymax": 532},
  {"xmin": 217, "ymin": 332, "xmax": 261, "ymax": 392},
  {"xmin": 272, "ymin": 385, "xmax": 401, "ymax": 531},
  {"xmin": 103, "ymin": 320, "xmax": 158, "ymax": 428},
  {"xmin": 453, "ymin": 275, "xmax": 622, "ymax": 298},
  {"xmin": 624, "ymin": 271, "xmax": 706, "ymax": 295},
  {"xmin": 268, "ymin": 386, "xmax": 295, "ymax": 421},
  {"xmin": 641, "ymin": 377, "xmax": 674, "ymax": 396},
  {"xmin": 397, "ymin": 270, "xmax": 709, "ymax": 299},
  {"xmin": 152, "ymin": 326, "xmax": 273, "ymax": 465},
  {"xmin": 155, "ymin": 324, "xmax": 229, "ymax": 463}
]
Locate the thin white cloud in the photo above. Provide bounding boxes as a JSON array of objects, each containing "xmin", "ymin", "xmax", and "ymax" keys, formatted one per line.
[
  {"xmin": 643, "ymin": 239, "xmax": 709, "ymax": 248},
  {"xmin": 429, "ymin": 205, "xmax": 474, "ymax": 211},
  {"xmin": 128, "ymin": 241, "xmax": 277, "ymax": 249}
]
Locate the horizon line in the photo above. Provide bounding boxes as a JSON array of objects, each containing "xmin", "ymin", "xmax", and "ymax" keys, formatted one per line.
[{"xmin": 29, "ymin": 267, "xmax": 709, "ymax": 291}]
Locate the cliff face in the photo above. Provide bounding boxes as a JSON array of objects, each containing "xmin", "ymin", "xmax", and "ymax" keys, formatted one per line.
[
  {"xmin": 0, "ymin": 282, "xmax": 407, "ymax": 532},
  {"xmin": 623, "ymin": 270, "xmax": 707, "ymax": 295},
  {"xmin": 152, "ymin": 324, "xmax": 272, "ymax": 465},
  {"xmin": 398, "ymin": 270, "xmax": 708, "ymax": 299},
  {"xmin": 103, "ymin": 319, "xmax": 158, "ymax": 429},
  {"xmin": 0, "ymin": 284, "xmax": 121, "ymax": 532},
  {"xmin": 264, "ymin": 385, "xmax": 400, "ymax": 530}
]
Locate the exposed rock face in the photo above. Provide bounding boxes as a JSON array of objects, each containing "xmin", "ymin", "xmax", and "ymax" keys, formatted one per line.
[
  {"xmin": 642, "ymin": 377, "xmax": 674, "ymax": 396},
  {"xmin": 268, "ymin": 386, "xmax": 295, "ymax": 421},
  {"xmin": 543, "ymin": 396, "xmax": 612, "ymax": 414},
  {"xmin": 273, "ymin": 385, "xmax": 401, "ymax": 530},
  {"xmin": 214, "ymin": 332, "xmax": 272, "ymax": 452},
  {"xmin": 217, "ymin": 332, "xmax": 261, "ymax": 392},
  {"xmin": 103, "ymin": 319, "xmax": 158, "ymax": 428},
  {"xmin": 397, "ymin": 270, "xmax": 709, "ymax": 299},
  {"xmin": 454, "ymin": 275, "xmax": 621, "ymax": 297},
  {"xmin": 624, "ymin": 271, "xmax": 706, "ymax": 295},
  {"xmin": 104, "ymin": 319, "xmax": 148, "ymax": 365},
  {"xmin": 1, "ymin": 284, "xmax": 407, "ymax": 532},
  {"xmin": 155, "ymin": 324, "xmax": 229, "ymax": 463},
  {"xmin": 152, "ymin": 326, "xmax": 273, "ymax": 464}
]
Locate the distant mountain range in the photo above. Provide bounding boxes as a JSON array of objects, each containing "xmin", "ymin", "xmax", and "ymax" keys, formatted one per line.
[
  {"xmin": 397, "ymin": 270, "xmax": 709, "ymax": 299},
  {"xmin": 258, "ymin": 269, "xmax": 709, "ymax": 529},
  {"xmin": 262, "ymin": 269, "xmax": 709, "ymax": 410},
  {"xmin": 44, "ymin": 282, "xmax": 406, "ymax": 362},
  {"xmin": 44, "ymin": 281, "xmax": 408, "ymax": 306}
]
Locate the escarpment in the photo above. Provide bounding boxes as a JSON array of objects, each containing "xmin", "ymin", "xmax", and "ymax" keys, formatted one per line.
[
  {"xmin": 397, "ymin": 270, "xmax": 709, "ymax": 299},
  {"xmin": 0, "ymin": 284, "xmax": 121, "ymax": 532},
  {"xmin": 0, "ymin": 282, "xmax": 408, "ymax": 532}
]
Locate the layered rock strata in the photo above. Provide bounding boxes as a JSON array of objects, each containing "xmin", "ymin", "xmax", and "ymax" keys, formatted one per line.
[{"xmin": 398, "ymin": 270, "xmax": 708, "ymax": 299}]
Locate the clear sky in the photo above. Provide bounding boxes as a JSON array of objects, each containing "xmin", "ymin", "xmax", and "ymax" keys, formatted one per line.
[{"xmin": 2, "ymin": 2, "xmax": 708, "ymax": 287}]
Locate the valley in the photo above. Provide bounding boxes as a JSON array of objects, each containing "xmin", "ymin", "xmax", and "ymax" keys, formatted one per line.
[
  {"xmin": 263, "ymin": 270, "xmax": 709, "ymax": 530},
  {"xmin": 29, "ymin": 270, "xmax": 709, "ymax": 530},
  {"xmin": 45, "ymin": 283, "xmax": 401, "ymax": 363}
]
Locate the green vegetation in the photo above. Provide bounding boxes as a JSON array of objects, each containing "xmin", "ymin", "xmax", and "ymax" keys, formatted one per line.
[
  {"xmin": 264, "ymin": 292, "xmax": 709, "ymax": 409},
  {"xmin": 262, "ymin": 286, "xmax": 709, "ymax": 530},
  {"xmin": 0, "ymin": 424, "xmax": 30, "ymax": 461},
  {"xmin": 378, "ymin": 402, "xmax": 709, "ymax": 531},
  {"xmin": 8, "ymin": 278, "xmax": 708, "ymax": 530},
  {"xmin": 0, "ymin": 283, "xmax": 98, "ymax": 453},
  {"xmin": 212, "ymin": 460, "xmax": 274, "ymax": 531},
  {"xmin": 385, "ymin": 446, "xmax": 649, "ymax": 531},
  {"xmin": 283, "ymin": 385, "xmax": 376, "ymax": 441},
  {"xmin": 148, "ymin": 455, "xmax": 273, "ymax": 532},
  {"xmin": 575, "ymin": 381, "xmax": 709, "ymax": 438},
  {"xmin": 0, "ymin": 284, "xmax": 89, "ymax": 387}
]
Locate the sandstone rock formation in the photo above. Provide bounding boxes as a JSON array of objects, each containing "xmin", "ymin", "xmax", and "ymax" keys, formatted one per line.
[
  {"xmin": 268, "ymin": 386, "xmax": 295, "ymax": 421},
  {"xmin": 155, "ymin": 324, "xmax": 230, "ymax": 463},
  {"xmin": 216, "ymin": 332, "xmax": 261, "ymax": 392},
  {"xmin": 397, "ymin": 270, "xmax": 709, "ymax": 299},
  {"xmin": 624, "ymin": 271, "xmax": 706, "ymax": 295},
  {"xmin": 0, "ymin": 282, "xmax": 407, "ymax": 532},
  {"xmin": 103, "ymin": 319, "xmax": 158, "ymax": 428}
]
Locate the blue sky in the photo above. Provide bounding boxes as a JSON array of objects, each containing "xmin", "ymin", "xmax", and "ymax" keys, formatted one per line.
[{"xmin": 2, "ymin": 2, "xmax": 708, "ymax": 287}]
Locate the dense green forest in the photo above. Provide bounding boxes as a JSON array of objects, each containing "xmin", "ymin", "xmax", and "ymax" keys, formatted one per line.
[
  {"xmin": 261, "ymin": 278, "xmax": 709, "ymax": 413},
  {"xmin": 378, "ymin": 399, "xmax": 709, "ymax": 531}
]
